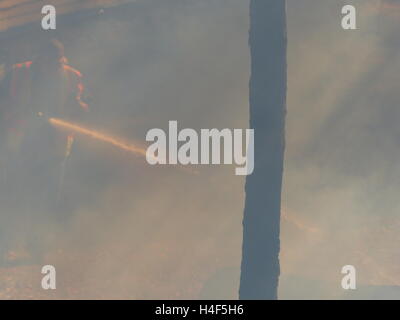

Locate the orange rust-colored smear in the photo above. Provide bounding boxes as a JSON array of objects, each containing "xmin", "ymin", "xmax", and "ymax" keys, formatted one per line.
[{"xmin": 49, "ymin": 118, "xmax": 148, "ymax": 158}]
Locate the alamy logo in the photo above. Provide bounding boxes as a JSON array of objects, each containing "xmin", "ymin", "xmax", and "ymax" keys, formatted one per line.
[
  {"xmin": 41, "ymin": 5, "xmax": 56, "ymax": 30},
  {"xmin": 341, "ymin": 265, "xmax": 356, "ymax": 290},
  {"xmin": 41, "ymin": 265, "xmax": 56, "ymax": 290},
  {"xmin": 146, "ymin": 121, "xmax": 254, "ymax": 175}
]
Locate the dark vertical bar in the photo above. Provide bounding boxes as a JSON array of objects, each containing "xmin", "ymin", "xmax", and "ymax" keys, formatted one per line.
[{"xmin": 240, "ymin": 0, "xmax": 287, "ymax": 300}]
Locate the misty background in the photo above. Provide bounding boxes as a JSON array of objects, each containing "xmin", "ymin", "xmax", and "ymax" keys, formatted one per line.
[
  {"xmin": 281, "ymin": 0, "xmax": 400, "ymax": 299},
  {"xmin": 0, "ymin": 0, "xmax": 399, "ymax": 299}
]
